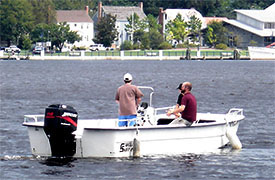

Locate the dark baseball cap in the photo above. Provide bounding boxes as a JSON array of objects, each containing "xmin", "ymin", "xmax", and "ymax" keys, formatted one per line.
[{"xmin": 176, "ymin": 83, "xmax": 182, "ymax": 89}]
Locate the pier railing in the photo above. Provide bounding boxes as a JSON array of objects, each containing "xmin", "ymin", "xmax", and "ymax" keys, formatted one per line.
[{"xmin": 1, "ymin": 49, "xmax": 250, "ymax": 60}]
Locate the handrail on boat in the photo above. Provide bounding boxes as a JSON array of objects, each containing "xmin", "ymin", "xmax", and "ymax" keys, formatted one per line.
[
  {"xmin": 137, "ymin": 86, "xmax": 154, "ymax": 107},
  {"xmin": 225, "ymin": 108, "xmax": 244, "ymax": 124},
  {"xmin": 154, "ymin": 106, "xmax": 174, "ymax": 112},
  {"xmin": 227, "ymin": 108, "xmax": 243, "ymax": 116}
]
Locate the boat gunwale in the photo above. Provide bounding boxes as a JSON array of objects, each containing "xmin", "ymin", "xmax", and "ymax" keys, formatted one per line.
[
  {"xmin": 82, "ymin": 123, "xmax": 226, "ymax": 131},
  {"xmin": 22, "ymin": 119, "xmax": 244, "ymax": 130}
]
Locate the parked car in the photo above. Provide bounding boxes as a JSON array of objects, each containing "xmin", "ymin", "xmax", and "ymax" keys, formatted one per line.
[
  {"xmin": 106, "ymin": 47, "xmax": 114, "ymax": 51},
  {"xmin": 5, "ymin": 45, "xmax": 21, "ymax": 53},
  {"xmin": 32, "ymin": 46, "xmax": 44, "ymax": 54},
  {"xmin": 89, "ymin": 44, "xmax": 106, "ymax": 51}
]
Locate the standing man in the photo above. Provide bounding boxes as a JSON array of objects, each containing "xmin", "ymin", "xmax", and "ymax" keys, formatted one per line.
[
  {"xmin": 167, "ymin": 82, "xmax": 197, "ymax": 126},
  {"xmin": 115, "ymin": 73, "xmax": 144, "ymax": 127}
]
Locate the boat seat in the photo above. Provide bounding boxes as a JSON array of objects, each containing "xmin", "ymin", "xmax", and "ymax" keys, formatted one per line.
[
  {"xmin": 195, "ymin": 119, "xmax": 216, "ymax": 124},
  {"xmin": 157, "ymin": 118, "xmax": 174, "ymax": 125}
]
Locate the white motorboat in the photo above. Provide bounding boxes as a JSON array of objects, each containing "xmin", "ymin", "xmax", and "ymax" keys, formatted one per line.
[
  {"xmin": 23, "ymin": 86, "xmax": 245, "ymax": 158},
  {"xmin": 248, "ymin": 42, "xmax": 275, "ymax": 60}
]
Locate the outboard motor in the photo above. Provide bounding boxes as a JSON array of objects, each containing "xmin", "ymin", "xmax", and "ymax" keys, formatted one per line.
[{"xmin": 44, "ymin": 104, "xmax": 78, "ymax": 157}]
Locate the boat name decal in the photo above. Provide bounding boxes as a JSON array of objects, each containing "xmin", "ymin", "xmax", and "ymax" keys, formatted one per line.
[{"xmin": 119, "ymin": 142, "xmax": 133, "ymax": 152}]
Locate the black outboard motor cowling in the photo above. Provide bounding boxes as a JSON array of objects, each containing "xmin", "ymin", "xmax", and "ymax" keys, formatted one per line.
[{"xmin": 44, "ymin": 104, "xmax": 78, "ymax": 157}]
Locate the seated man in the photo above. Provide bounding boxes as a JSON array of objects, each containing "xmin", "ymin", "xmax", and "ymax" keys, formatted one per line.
[{"xmin": 167, "ymin": 82, "xmax": 197, "ymax": 126}]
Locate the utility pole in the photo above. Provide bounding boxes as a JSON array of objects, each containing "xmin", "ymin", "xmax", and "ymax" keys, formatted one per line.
[{"xmin": 131, "ymin": 11, "xmax": 134, "ymax": 44}]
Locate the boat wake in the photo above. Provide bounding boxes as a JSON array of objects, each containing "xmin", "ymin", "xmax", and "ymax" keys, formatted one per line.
[{"xmin": 0, "ymin": 155, "xmax": 35, "ymax": 161}]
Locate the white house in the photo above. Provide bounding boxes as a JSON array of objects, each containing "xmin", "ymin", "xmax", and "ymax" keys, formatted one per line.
[
  {"xmin": 92, "ymin": 1, "xmax": 146, "ymax": 47},
  {"xmin": 158, "ymin": 8, "xmax": 207, "ymax": 45},
  {"xmin": 224, "ymin": 3, "xmax": 275, "ymax": 47},
  {"xmin": 158, "ymin": 8, "xmax": 207, "ymax": 31},
  {"xmin": 56, "ymin": 6, "xmax": 94, "ymax": 50}
]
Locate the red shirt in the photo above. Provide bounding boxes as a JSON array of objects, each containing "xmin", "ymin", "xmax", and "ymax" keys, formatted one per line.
[{"xmin": 181, "ymin": 92, "xmax": 197, "ymax": 122}]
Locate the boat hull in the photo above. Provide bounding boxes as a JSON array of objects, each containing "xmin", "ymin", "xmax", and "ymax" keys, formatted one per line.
[
  {"xmin": 23, "ymin": 96, "xmax": 244, "ymax": 158},
  {"xmin": 248, "ymin": 46, "xmax": 275, "ymax": 60},
  {"xmin": 23, "ymin": 119, "xmax": 240, "ymax": 158}
]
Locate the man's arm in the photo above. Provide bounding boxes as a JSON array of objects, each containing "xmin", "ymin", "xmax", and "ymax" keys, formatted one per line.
[
  {"xmin": 167, "ymin": 105, "xmax": 185, "ymax": 116},
  {"xmin": 136, "ymin": 97, "xmax": 142, "ymax": 105}
]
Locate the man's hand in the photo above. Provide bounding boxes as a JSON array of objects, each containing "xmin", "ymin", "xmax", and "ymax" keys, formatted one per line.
[{"xmin": 166, "ymin": 109, "xmax": 174, "ymax": 116}]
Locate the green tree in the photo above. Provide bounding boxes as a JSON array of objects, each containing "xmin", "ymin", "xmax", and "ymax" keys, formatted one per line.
[
  {"xmin": 149, "ymin": 29, "xmax": 163, "ymax": 49},
  {"xmin": 125, "ymin": 13, "xmax": 163, "ymax": 50},
  {"xmin": 0, "ymin": 0, "xmax": 34, "ymax": 46},
  {"xmin": 28, "ymin": 0, "xmax": 56, "ymax": 25},
  {"xmin": 140, "ymin": 33, "xmax": 150, "ymax": 50},
  {"xmin": 20, "ymin": 34, "xmax": 32, "ymax": 50},
  {"xmin": 120, "ymin": 40, "xmax": 133, "ymax": 50},
  {"xmin": 53, "ymin": 0, "xmax": 96, "ymax": 11},
  {"xmin": 31, "ymin": 23, "xmax": 51, "ymax": 43},
  {"xmin": 48, "ymin": 23, "xmax": 81, "ymax": 51},
  {"xmin": 205, "ymin": 27, "xmax": 216, "ymax": 47},
  {"xmin": 93, "ymin": 14, "xmax": 118, "ymax": 47},
  {"xmin": 145, "ymin": 14, "xmax": 161, "ymax": 32},
  {"xmin": 165, "ymin": 14, "xmax": 188, "ymax": 44},
  {"xmin": 52, "ymin": 0, "xmax": 274, "ymax": 19},
  {"xmin": 187, "ymin": 15, "xmax": 202, "ymax": 44},
  {"xmin": 145, "ymin": 14, "xmax": 164, "ymax": 49},
  {"xmin": 125, "ymin": 13, "xmax": 147, "ymax": 44},
  {"xmin": 204, "ymin": 21, "xmax": 228, "ymax": 47}
]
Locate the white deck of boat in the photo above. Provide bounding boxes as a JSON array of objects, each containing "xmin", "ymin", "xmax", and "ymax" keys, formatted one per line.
[{"xmin": 23, "ymin": 112, "xmax": 244, "ymax": 138}]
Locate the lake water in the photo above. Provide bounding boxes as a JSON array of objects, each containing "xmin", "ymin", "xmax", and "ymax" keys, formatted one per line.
[{"xmin": 0, "ymin": 59, "xmax": 274, "ymax": 179}]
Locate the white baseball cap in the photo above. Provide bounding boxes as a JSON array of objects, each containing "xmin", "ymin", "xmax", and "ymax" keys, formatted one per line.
[{"xmin": 123, "ymin": 73, "xmax": 132, "ymax": 81}]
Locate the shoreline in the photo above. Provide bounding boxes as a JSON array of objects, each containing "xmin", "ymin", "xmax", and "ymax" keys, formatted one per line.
[{"xmin": 0, "ymin": 55, "xmax": 253, "ymax": 61}]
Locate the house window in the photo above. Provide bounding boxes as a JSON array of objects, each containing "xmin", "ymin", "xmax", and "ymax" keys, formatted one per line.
[
  {"xmin": 75, "ymin": 24, "xmax": 77, "ymax": 27},
  {"xmin": 264, "ymin": 23, "xmax": 275, "ymax": 29},
  {"xmin": 264, "ymin": 37, "xmax": 272, "ymax": 44}
]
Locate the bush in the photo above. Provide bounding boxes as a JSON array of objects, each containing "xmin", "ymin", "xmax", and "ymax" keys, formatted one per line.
[
  {"xmin": 158, "ymin": 42, "xmax": 172, "ymax": 49},
  {"xmin": 19, "ymin": 35, "xmax": 32, "ymax": 50},
  {"xmin": 120, "ymin": 40, "xmax": 133, "ymax": 50},
  {"xmin": 215, "ymin": 43, "xmax": 228, "ymax": 50},
  {"xmin": 188, "ymin": 43, "xmax": 199, "ymax": 48},
  {"xmin": 72, "ymin": 46, "xmax": 86, "ymax": 50},
  {"xmin": 175, "ymin": 42, "xmax": 198, "ymax": 49},
  {"xmin": 249, "ymin": 40, "xmax": 257, "ymax": 47},
  {"xmin": 133, "ymin": 43, "xmax": 140, "ymax": 50},
  {"xmin": 176, "ymin": 43, "xmax": 186, "ymax": 48}
]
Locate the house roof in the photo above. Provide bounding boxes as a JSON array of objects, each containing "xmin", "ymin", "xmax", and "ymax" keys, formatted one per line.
[
  {"xmin": 204, "ymin": 17, "xmax": 228, "ymax": 24},
  {"xmin": 235, "ymin": 9, "xmax": 275, "ymax": 22},
  {"xmin": 265, "ymin": 2, "xmax": 275, "ymax": 11},
  {"xmin": 102, "ymin": 6, "xmax": 146, "ymax": 21},
  {"xmin": 163, "ymin": 8, "xmax": 207, "ymax": 29},
  {"xmin": 224, "ymin": 19, "xmax": 275, "ymax": 37},
  {"xmin": 224, "ymin": 3, "xmax": 275, "ymax": 37},
  {"xmin": 56, "ymin": 10, "xmax": 93, "ymax": 23},
  {"xmin": 235, "ymin": 3, "xmax": 275, "ymax": 22}
]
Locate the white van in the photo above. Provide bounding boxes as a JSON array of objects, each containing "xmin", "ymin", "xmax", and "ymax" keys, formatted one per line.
[{"xmin": 89, "ymin": 44, "xmax": 106, "ymax": 51}]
